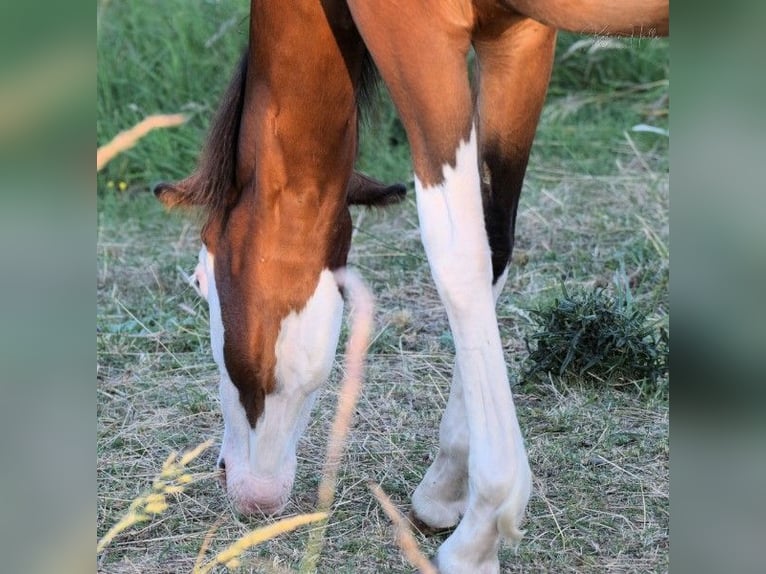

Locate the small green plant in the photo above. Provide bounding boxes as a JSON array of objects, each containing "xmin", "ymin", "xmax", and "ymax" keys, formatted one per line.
[{"xmin": 524, "ymin": 284, "xmax": 668, "ymax": 391}]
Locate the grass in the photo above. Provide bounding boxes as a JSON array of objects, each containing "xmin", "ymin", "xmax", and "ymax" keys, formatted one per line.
[
  {"xmin": 98, "ymin": 1, "xmax": 668, "ymax": 572},
  {"xmin": 524, "ymin": 284, "xmax": 668, "ymax": 393}
]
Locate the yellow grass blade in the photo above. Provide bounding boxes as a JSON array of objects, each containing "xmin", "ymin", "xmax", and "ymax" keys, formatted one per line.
[
  {"xmin": 370, "ymin": 483, "xmax": 438, "ymax": 574},
  {"xmin": 300, "ymin": 269, "xmax": 374, "ymax": 572},
  {"xmin": 194, "ymin": 517, "xmax": 223, "ymax": 573},
  {"xmin": 97, "ymin": 441, "xmax": 212, "ymax": 554},
  {"xmin": 194, "ymin": 512, "xmax": 328, "ymax": 574},
  {"xmin": 96, "ymin": 113, "xmax": 187, "ymax": 171}
]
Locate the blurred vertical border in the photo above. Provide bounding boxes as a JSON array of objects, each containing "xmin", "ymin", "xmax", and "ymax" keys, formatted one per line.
[
  {"xmin": 671, "ymin": 0, "xmax": 766, "ymax": 572},
  {"xmin": 0, "ymin": 0, "xmax": 93, "ymax": 572}
]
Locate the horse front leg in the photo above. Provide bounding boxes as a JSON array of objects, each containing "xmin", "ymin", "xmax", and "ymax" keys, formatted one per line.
[
  {"xmin": 348, "ymin": 3, "xmax": 532, "ymax": 571},
  {"xmin": 415, "ymin": 126, "xmax": 532, "ymax": 573},
  {"xmin": 410, "ymin": 363, "xmax": 469, "ymax": 530}
]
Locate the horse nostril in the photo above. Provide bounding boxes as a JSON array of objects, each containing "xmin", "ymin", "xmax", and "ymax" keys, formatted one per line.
[{"xmin": 217, "ymin": 459, "xmax": 226, "ymax": 470}]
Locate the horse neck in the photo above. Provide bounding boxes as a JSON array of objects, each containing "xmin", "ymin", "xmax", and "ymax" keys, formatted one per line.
[
  {"xmin": 202, "ymin": 0, "xmax": 365, "ymax": 276},
  {"xmin": 236, "ymin": 0, "xmax": 365, "ymax": 208}
]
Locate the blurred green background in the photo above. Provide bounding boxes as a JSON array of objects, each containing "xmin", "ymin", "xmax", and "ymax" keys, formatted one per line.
[{"xmin": 96, "ymin": 0, "xmax": 669, "ymax": 191}]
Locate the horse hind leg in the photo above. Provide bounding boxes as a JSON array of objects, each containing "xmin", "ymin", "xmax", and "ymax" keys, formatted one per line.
[{"xmin": 475, "ymin": 18, "xmax": 557, "ymax": 290}]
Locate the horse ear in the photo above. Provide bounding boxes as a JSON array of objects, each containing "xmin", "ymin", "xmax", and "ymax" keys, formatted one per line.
[
  {"xmin": 153, "ymin": 174, "xmax": 201, "ymax": 208},
  {"xmin": 346, "ymin": 171, "xmax": 407, "ymax": 207}
]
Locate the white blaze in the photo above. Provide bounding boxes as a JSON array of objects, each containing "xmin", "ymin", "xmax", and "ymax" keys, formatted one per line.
[{"xmin": 199, "ymin": 244, "xmax": 343, "ymax": 515}]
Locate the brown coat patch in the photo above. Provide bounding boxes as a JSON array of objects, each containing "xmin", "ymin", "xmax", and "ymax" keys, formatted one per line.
[{"xmin": 202, "ymin": 0, "xmax": 372, "ymax": 427}]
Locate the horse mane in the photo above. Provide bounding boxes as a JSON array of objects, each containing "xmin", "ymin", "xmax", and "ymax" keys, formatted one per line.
[
  {"xmin": 155, "ymin": 45, "xmax": 383, "ymax": 217},
  {"xmin": 357, "ymin": 50, "xmax": 380, "ymax": 125},
  {"xmin": 190, "ymin": 48, "xmax": 248, "ymax": 214},
  {"xmin": 152, "ymin": 48, "xmax": 247, "ymax": 214}
]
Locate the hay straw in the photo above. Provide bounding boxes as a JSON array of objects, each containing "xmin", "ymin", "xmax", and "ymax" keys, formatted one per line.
[
  {"xmin": 369, "ymin": 483, "xmax": 438, "ymax": 574},
  {"xmin": 97, "ymin": 439, "xmax": 213, "ymax": 553},
  {"xmin": 96, "ymin": 113, "xmax": 187, "ymax": 171},
  {"xmin": 193, "ymin": 517, "xmax": 224, "ymax": 573},
  {"xmin": 300, "ymin": 268, "xmax": 375, "ymax": 572},
  {"xmin": 193, "ymin": 512, "xmax": 328, "ymax": 574}
]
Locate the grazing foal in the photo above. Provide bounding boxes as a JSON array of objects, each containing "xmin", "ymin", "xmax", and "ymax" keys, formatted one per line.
[
  {"xmin": 157, "ymin": 0, "xmax": 667, "ymax": 571},
  {"xmin": 156, "ymin": 1, "xmax": 395, "ymax": 516}
]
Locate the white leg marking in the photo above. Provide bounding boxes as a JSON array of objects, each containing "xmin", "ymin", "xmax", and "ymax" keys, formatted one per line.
[
  {"xmin": 415, "ymin": 128, "xmax": 531, "ymax": 573},
  {"xmin": 411, "ymin": 365, "xmax": 469, "ymax": 528},
  {"xmin": 411, "ymin": 265, "xmax": 510, "ymax": 529},
  {"xmin": 202, "ymin": 246, "xmax": 344, "ymax": 515},
  {"xmin": 493, "ymin": 266, "xmax": 509, "ymax": 302}
]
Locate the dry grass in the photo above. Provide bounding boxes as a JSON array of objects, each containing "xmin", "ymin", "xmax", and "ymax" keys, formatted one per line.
[
  {"xmin": 369, "ymin": 484, "xmax": 437, "ymax": 574},
  {"xmin": 97, "ymin": 98, "xmax": 668, "ymax": 573}
]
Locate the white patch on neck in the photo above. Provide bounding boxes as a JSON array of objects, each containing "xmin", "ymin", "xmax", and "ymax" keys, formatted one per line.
[{"xmin": 274, "ymin": 269, "xmax": 344, "ymax": 394}]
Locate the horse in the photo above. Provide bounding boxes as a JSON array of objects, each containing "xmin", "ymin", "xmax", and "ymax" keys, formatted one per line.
[{"xmin": 155, "ymin": 1, "xmax": 668, "ymax": 572}]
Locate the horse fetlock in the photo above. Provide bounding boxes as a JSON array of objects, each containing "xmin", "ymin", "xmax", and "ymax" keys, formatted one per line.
[
  {"xmin": 492, "ymin": 461, "xmax": 533, "ymax": 543},
  {"xmin": 411, "ymin": 483, "xmax": 466, "ymax": 530}
]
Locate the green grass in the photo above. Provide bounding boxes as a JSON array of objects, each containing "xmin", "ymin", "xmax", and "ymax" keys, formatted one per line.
[
  {"xmin": 523, "ymin": 284, "xmax": 669, "ymax": 393},
  {"xmin": 97, "ymin": 0, "xmax": 248, "ymax": 186},
  {"xmin": 98, "ymin": 1, "xmax": 668, "ymax": 572}
]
